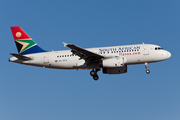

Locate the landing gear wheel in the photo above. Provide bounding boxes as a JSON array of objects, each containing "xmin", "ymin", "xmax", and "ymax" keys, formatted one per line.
[
  {"xmin": 145, "ymin": 63, "xmax": 150, "ymax": 74},
  {"xmin": 90, "ymin": 70, "xmax": 96, "ymax": 76},
  {"xmin": 90, "ymin": 69, "xmax": 100, "ymax": 80},
  {"xmin": 146, "ymin": 69, "xmax": 150, "ymax": 74},
  {"xmin": 93, "ymin": 75, "xmax": 99, "ymax": 81}
]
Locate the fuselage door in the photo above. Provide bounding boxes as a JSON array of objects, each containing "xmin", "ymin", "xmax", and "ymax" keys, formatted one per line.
[{"xmin": 143, "ymin": 45, "xmax": 149, "ymax": 55}]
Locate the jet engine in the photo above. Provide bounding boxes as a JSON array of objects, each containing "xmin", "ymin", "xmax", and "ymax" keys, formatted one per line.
[{"xmin": 102, "ymin": 65, "xmax": 127, "ymax": 74}]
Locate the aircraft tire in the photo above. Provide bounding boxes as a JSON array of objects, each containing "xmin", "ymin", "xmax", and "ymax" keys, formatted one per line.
[
  {"xmin": 93, "ymin": 75, "xmax": 99, "ymax": 81},
  {"xmin": 146, "ymin": 69, "xmax": 150, "ymax": 74},
  {"xmin": 90, "ymin": 70, "xmax": 96, "ymax": 76}
]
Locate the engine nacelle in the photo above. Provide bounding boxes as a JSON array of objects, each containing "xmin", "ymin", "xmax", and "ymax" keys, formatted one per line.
[
  {"xmin": 102, "ymin": 57, "xmax": 125, "ymax": 67},
  {"xmin": 102, "ymin": 65, "xmax": 127, "ymax": 74}
]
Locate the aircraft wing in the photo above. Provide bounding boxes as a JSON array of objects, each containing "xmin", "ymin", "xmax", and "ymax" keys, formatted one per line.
[{"xmin": 63, "ymin": 42, "xmax": 104, "ymax": 64}]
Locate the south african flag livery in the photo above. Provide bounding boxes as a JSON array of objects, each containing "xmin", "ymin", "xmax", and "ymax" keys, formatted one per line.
[{"xmin": 10, "ymin": 26, "xmax": 46, "ymax": 55}]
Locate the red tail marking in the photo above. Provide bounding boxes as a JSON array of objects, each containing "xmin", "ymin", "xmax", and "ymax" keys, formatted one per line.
[{"xmin": 10, "ymin": 26, "xmax": 31, "ymax": 41}]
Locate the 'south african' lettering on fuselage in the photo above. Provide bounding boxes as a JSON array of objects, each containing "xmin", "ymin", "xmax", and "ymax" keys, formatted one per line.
[{"xmin": 99, "ymin": 46, "xmax": 141, "ymax": 52}]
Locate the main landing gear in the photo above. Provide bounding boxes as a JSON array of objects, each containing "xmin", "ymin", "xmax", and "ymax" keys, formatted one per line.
[
  {"xmin": 90, "ymin": 69, "xmax": 100, "ymax": 81},
  {"xmin": 145, "ymin": 62, "xmax": 150, "ymax": 74}
]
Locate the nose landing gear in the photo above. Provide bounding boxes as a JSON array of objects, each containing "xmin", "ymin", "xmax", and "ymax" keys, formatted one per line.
[
  {"xmin": 90, "ymin": 69, "xmax": 100, "ymax": 80},
  {"xmin": 145, "ymin": 62, "xmax": 150, "ymax": 74}
]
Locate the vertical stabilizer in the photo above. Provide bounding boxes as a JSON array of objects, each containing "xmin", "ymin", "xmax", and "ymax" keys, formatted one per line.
[{"xmin": 10, "ymin": 26, "xmax": 46, "ymax": 55}]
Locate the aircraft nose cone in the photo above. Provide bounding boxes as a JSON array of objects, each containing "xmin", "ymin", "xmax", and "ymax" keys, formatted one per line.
[{"xmin": 166, "ymin": 51, "xmax": 171, "ymax": 59}]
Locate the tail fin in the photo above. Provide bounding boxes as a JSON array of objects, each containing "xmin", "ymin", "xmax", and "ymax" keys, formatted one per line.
[{"xmin": 10, "ymin": 26, "xmax": 46, "ymax": 55}]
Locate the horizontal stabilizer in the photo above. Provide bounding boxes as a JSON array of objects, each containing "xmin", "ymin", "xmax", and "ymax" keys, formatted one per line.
[{"xmin": 10, "ymin": 53, "xmax": 32, "ymax": 60}]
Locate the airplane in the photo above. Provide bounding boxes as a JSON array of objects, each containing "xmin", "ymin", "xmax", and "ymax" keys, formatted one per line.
[{"xmin": 9, "ymin": 26, "xmax": 171, "ymax": 80}]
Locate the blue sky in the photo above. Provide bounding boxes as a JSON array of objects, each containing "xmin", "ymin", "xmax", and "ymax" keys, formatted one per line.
[{"xmin": 0, "ymin": 0, "xmax": 180, "ymax": 120}]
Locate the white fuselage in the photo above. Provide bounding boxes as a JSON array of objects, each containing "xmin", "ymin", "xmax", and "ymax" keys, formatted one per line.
[{"xmin": 9, "ymin": 44, "xmax": 171, "ymax": 69}]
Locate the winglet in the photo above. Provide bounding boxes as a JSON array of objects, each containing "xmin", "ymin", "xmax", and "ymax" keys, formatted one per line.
[{"xmin": 62, "ymin": 42, "xmax": 68, "ymax": 47}]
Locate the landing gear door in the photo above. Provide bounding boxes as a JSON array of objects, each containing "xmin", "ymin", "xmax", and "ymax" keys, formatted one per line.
[
  {"xmin": 43, "ymin": 53, "xmax": 49, "ymax": 64},
  {"xmin": 143, "ymin": 45, "xmax": 149, "ymax": 55}
]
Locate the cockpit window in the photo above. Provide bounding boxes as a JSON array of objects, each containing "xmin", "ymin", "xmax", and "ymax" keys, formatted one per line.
[{"xmin": 155, "ymin": 47, "xmax": 163, "ymax": 50}]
